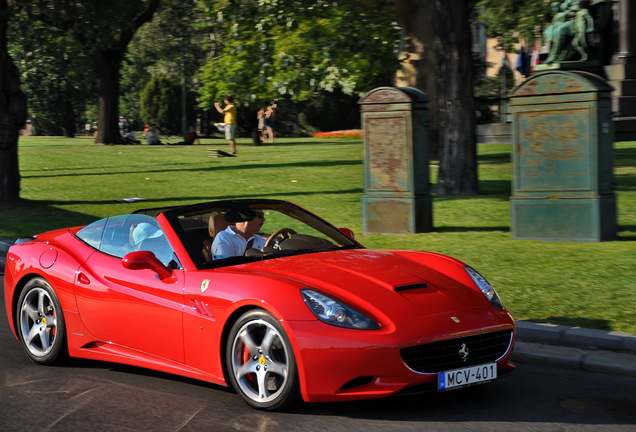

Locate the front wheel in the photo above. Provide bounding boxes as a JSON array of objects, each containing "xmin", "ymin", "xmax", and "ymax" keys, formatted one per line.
[
  {"xmin": 226, "ymin": 310, "xmax": 300, "ymax": 411},
  {"xmin": 16, "ymin": 277, "xmax": 67, "ymax": 365}
]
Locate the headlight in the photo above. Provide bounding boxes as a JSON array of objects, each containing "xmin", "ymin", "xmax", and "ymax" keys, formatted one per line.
[
  {"xmin": 465, "ymin": 266, "xmax": 503, "ymax": 309},
  {"xmin": 301, "ymin": 289, "xmax": 380, "ymax": 330}
]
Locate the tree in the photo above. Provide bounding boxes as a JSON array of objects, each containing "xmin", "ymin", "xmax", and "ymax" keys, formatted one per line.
[
  {"xmin": 0, "ymin": 0, "xmax": 27, "ymax": 202},
  {"xmin": 9, "ymin": 15, "xmax": 94, "ymax": 137},
  {"xmin": 346, "ymin": 0, "xmax": 479, "ymax": 195},
  {"xmin": 476, "ymin": 0, "xmax": 553, "ymax": 49},
  {"xmin": 139, "ymin": 76, "xmax": 193, "ymax": 136},
  {"xmin": 434, "ymin": 0, "xmax": 479, "ymax": 194},
  {"xmin": 120, "ymin": 0, "xmax": 209, "ymax": 132},
  {"xmin": 19, "ymin": 0, "xmax": 161, "ymax": 144},
  {"xmin": 197, "ymin": 0, "xmax": 401, "ymax": 109}
]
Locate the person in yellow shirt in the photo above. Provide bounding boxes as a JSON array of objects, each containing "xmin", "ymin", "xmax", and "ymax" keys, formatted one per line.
[{"xmin": 214, "ymin": 95, "xmax": 237, "ymax": 154}]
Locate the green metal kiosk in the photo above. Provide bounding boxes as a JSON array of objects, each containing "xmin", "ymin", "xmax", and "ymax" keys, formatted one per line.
[{"xmin": 509, "ymin": 71, "xmax": 617, "ymax": 241}]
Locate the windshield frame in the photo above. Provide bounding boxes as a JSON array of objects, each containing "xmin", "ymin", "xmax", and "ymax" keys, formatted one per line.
[{"xmin": 157, "ymin": 199, "xmax": 364, "ymax": 269}]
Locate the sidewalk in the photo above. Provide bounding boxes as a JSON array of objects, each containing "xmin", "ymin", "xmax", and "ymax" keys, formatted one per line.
[{"xmin": 1, "ymin": 237, "xmax": 635, "ymax": 378}]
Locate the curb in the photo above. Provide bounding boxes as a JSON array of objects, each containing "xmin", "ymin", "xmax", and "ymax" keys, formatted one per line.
[
  {"xmin": 515, "ymin": 320, "xmax": 636, "ymax": 353},
  {"xmin": 1, "ymin": 237, "xmax": 634, "ymax": 378},
  {"xmin": 514, "ymin": 321, "xmax": 636, "ymax": 378}
]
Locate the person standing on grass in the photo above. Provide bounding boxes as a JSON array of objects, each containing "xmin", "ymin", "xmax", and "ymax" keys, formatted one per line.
[
  {"xmin": 214, "ymin": 95, "xmax": 237, "ymax": 154},
  {"xmin": 257, "ymin": 107, "xmax": 266, "ymax": 142},
  {"xmin": 264, "ymin": 102, "xmax": 276, "ymax": 143}
]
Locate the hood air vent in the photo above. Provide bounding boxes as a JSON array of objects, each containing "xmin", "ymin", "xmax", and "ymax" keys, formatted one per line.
[{"xmin": 394, "ymin": 282, "xmax": 429, "ymax": 293}]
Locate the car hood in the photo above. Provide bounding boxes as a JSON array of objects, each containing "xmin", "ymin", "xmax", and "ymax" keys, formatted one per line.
[{"xmin": 231, "ymin": 249, "xmax": 493, "ymax": 321}]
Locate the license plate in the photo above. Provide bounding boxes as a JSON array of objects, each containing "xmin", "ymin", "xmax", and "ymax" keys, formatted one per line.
[{"xmin": 438, "ymin": 362, "xmax": 497, "ymax": 390}]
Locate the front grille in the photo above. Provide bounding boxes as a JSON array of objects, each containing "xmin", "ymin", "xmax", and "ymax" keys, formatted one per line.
[{"xmin": 400, "ymin": 330, "xmax": 513, "ymax": 373}]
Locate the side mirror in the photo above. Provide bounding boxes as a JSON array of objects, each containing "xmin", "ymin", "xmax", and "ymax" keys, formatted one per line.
[
  {"xmin": 122, "ymin": 250, "xmax": 173, "ymax": 280},
  {"xmin": 339, "ymin": 227, "xmax": 355, "ymax": 239}
]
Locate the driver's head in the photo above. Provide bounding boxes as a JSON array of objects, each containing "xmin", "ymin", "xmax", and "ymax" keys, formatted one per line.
[{"xmin": 226, "ymin": 209, "xmax": 265, "ymax": 238}]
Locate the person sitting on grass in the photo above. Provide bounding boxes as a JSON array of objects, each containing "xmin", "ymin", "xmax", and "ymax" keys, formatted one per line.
[
  {"xmin": 121, "ymin": 129, "xmax": 140, "ymax": 145},
  {"xmin": 146, "ymin": 125, "xmax": 162, "ymax": 145}
]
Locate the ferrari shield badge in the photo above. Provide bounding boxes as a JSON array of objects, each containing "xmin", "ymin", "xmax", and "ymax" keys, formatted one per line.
[{"xmin": 200, "ymin": 279, "xmax": 211, "ymax": 294}]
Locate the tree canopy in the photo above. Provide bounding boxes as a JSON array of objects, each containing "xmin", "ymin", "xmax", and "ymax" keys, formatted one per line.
[
  {"xmin": 9, "ymin": 15, "xmax": 93, "ymax": 136},
  {"xmin": 16, "ymin": 0, "xmax": 161, "ymax": 144},
  {"xmin": 476, "ymin": 0, "xmax": 553, "ymax": 48},
  {"xmin": 196, "ymin": 0, "xmax": 402, "ymax": 109},
  {"xmin": 1, "ymin": 0, "xmax": 549, "ymax": 199}
]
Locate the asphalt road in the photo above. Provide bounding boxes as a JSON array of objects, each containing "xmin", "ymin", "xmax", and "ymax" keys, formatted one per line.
[{"xmin": 1, "ymin": 279, "xmax": 635, "ymax": 432}]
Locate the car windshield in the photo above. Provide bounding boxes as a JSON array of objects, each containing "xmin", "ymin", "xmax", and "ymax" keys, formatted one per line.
[{"xmin": 160, "ymin": 199, "xmax": 363, "ymax": 269}]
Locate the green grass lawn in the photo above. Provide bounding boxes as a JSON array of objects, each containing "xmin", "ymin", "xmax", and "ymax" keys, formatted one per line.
[{"xmin": 2, "ymin": 135, "xmax": 635, "ymax": 334}]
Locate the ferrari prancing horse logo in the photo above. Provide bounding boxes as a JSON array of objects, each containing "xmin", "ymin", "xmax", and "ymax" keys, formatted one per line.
[
  {"xmin": 459, "ymin": 343, "xmax": 469, "ymax": 362},
  {"xmin": 200, "ymin": 279, "xmax": 210, "ymax": 294}
]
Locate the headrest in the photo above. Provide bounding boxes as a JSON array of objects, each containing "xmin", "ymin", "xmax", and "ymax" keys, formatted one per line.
[{"xmin": 132, "ymin": 223, "xmax": 163, "ymax": 245}]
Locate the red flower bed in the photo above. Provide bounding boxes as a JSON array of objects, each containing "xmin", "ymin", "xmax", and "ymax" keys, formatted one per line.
[{"xmin": 313, "ymin": 129, "xmax": 363, "ymax": 139}]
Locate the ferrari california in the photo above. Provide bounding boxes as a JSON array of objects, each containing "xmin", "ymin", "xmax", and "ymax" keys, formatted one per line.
[{"xmin": 4, "ymin": 199, "xmax": 516, "ymax": 410}]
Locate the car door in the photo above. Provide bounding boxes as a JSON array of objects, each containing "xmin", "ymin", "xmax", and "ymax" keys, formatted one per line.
[
  {"xmin": 74, "ymin": 214, "xmax": 185, "ymax": 363},
  {"xmin": 75, "ymin": 252, "xmax": 185, "ymax": 363}
]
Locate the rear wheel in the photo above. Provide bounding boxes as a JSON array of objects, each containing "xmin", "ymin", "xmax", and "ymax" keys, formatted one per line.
[
  {"xmin": 226, "ymin": 310, "xmax": 300, "ymax": 411},
  {"xmin": 16, "ymin": 277, "xmax": 67, "ymax": 365}
]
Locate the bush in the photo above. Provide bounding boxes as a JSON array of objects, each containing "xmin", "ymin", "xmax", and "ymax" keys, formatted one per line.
[{"xmin": 139, "ymin": 76, "xmax": 190, "ymax": 136}]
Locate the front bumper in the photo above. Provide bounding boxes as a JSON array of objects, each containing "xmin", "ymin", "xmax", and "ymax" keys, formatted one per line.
[{"xmin": 286, "ymin": 306, "xmax": 516, "ymax": 403}]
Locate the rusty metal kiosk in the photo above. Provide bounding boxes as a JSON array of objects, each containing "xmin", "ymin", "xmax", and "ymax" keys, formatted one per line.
[
  {"xmin": 359, "ymin": 87, "xmax": 432, "ymax": 234},
  {"xmin": 509, "ymin": 71, "xmax": 617, "ymax": 241}
]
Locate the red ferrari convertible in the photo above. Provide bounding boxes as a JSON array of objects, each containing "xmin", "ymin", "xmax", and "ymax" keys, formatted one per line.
[{"xmin": 4, "ymin": 199, "xmax": 515, "ymax": 410}]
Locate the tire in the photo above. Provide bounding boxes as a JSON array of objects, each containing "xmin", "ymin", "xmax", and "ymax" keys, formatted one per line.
[
  {"xmin": 16, "ymin": 277, "xmax": 67, "ymax": 365},
  {"xmin": 226, "ymin": 310, "xmax": 300, "ymax": 411}
]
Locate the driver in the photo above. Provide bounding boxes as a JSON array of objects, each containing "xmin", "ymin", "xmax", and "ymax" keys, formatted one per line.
[{"xmin": 211, "ymin": 209, "xmax": 266, "ymax": 260}]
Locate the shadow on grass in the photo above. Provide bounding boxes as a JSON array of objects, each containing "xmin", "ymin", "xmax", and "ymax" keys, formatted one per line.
[
  {"xmin": 617, "ymin": 225, "xmax": 636, "ymax": 241},
  {"xmin": 22, "ymin": 159, "xmax": 363, "ymax": 179},
  {"xmin": 615, "ymin": 145, "xmax": 636, "ymax": 167},
  {"xmin": 434, "ymin": 224, "xmax": 636, "ymax": 238},
  {"xmin": 616, "ymin": 173, "xmax": 636, "ymax": 190},
  {"xmin": 0, "ymin": 200, "xmax": 98, "ymax": 237},
  {"xmin": 432, "ymin": 180, "xmax": 511, "ymax": 200},
  {"xmin": 0, "ymin": 188, "xmax": 365, "ymax": 236},
  {"xmin": 478, "ymin": 151, "xmax": 511, "ymax": 165},
  {"xmin": 434, "ymin": 226, "xmax": 509, "ymax": 233},
  {"xmin": 528, "ymin": 317, "xmax": 613, "ymax": 331}
]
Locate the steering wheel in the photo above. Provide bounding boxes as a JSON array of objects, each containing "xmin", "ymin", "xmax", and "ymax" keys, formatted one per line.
[{"xmin": 264, "ymin": 228, "xmax": 297, "ymax": 249}]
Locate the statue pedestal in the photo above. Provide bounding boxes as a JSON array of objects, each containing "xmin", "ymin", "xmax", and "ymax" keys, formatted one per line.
[
  {"xmin": 509, "ymin": 71, "xmax": 617, "ymax": 242},
  {"xmin": 358, "ymin": 87, "xmax": 432, "ymax": 234}
]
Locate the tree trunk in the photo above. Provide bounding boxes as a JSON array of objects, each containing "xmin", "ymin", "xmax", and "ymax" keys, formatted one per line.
[
  {"xmin": 346, "ymin": 0, "xmax": 479, "ymax": 196},
  {"xmin": 434, "ymin": 0, "xmax": 478, "ymax": 195},
  {"xmin": 392, "ymin": 0, "xmax": 439, "ymax": 156},
  {"xmin": 61, "ymin": 91, "xmax": 76, "ymax": 138},
  {"xmin": 94, "ymin": 50, "xmax": 123, "ymax": 144},
  {"xmin": 0, "ymin": 0, "xmax": 28, "ymax": 203}
]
